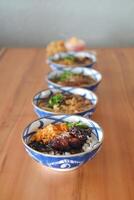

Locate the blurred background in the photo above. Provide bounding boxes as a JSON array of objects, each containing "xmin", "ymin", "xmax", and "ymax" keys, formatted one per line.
[{"xmin": 0, "ymin": 0, "xmax": 134, "ymax": 47}]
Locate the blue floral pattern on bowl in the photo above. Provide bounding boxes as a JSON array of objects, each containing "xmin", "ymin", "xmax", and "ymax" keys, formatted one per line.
[{"xmin": 22, "ymin": 115, "xmax": 104, "ymax": 171}]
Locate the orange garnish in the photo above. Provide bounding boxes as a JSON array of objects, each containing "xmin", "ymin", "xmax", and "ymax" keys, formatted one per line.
[{"xmin": 30, "ymin": 123, "xmax": 68, "ymax": 143}]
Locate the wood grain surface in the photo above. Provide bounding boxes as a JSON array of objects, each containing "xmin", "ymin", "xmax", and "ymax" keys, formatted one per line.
[{"xmin": 0, "ymin": 48, "xmax": 134, "ymax": 200}]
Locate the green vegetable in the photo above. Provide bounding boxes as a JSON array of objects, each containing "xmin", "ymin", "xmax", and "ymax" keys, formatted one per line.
[
  {"xmin": 63, "ymin": 55, "xmax": 76, "ymax": 62},
  {"xmin": 58, "ymin": 71, "xmax": 73, "ymax": 82},
  {"xmin": 48, "ymin": 93, "xmax": 64, "ymax": 108},
  {"xmin": 66, "ymin": 121, "xmax": 89, "ymax": 129}
]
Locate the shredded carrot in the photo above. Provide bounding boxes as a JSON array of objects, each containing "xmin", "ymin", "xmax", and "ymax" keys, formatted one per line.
[
  {"xmin": 30, "ymin": 123, "xmax": 68, "ymax": 143},
  {"xmin": 55, "ymin": 123, "xmax": 68, "ymax": 132}
]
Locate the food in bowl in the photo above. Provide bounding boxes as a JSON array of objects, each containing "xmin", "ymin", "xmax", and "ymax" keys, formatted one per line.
[
  {"xmin": 47, "ymin": 67, "xmax": 102, "ymax": 91},
  {"xmin": 37, "ymin": 92, "xmax": 93, "ymax": 114},
  {"xmin": 46, "ymin": 37, "xmax": 86, "ymax": 57},
  {"xmin": 46, "ymin": 40, "xmax": 67, "ymax": 57},
  {"xmin": 33, "ymin": 87, "xmax": 98, "ymax": 118},
  {"xmin": 28, "ymin": 121, "xmax": 98, "ymax": 155},
  {"xmin": 53, "ymin": 54, "xmax": 93, "ymax": 66},
  {"xmin": 47, "ymin": 52, "xmax": 96, "ymax": 70},
  {"xmin": 22, "ymin": 115, "xmax": 103, "ymax": 171},
  {"xmin": 65, "ymin": 37, "xmax": 86, "ymax": 51},
  {"xmin": 50, "ymin": 71, "xmax": 96, "ymax": 87}
]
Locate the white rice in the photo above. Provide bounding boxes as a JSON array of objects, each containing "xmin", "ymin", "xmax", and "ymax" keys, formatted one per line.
[{"xmin": 82, "ymin": 133, "xmax": 98, "ymax": 152}]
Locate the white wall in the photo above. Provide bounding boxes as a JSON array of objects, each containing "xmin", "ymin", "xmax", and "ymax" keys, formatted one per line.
[{"xmin": 0, "ymin": 0, "xmax": 134, "ymax": 47}]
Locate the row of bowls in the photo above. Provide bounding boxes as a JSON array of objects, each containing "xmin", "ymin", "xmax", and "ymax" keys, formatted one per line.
[{"xmin": 22, "ymin": 51, "xmax": 104, "ymax": 171}]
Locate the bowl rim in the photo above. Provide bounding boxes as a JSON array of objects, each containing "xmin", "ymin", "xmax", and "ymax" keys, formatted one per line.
[
  {"xmin": 32, "ymin": 87, "xmax": 98, "ymax": 115},
  {"xmin": 46, "ymin": 67, "xmax": 102, "ymax": 89},
  {"xmin": 21, "ymin": 115, "xmax": 104, "ymax": 158},
  {"xmin": 47, "ymin": 51, "xmax": 96, "ymax": 68}
]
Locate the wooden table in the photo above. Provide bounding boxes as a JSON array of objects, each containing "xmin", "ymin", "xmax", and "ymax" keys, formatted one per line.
[{"xmin": 0, "ymin": 48, "xmax": 134, "ymax": 200}]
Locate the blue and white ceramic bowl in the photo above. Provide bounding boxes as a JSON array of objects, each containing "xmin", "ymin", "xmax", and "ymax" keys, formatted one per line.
[
  {"xmin": 47, "ymin": 51, "xmax": 96, "ymax": 71},
  {"xmin": 22, "ymin": 115, "xmax": 104, "ymax": 171},
  {"xmin": 32, "ymin": 87, "xmax": 98, "ymax": 118},
  {"xmin": 47, "ymin": 67, "xmax": 102, "ymax": 91}
]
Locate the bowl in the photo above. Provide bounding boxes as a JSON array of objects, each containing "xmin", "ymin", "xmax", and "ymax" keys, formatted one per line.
[
  {"xmin": 46, "ymin": 67, "xmax": 102, "ymax": 91},
  {"xmin": 22, "ymin": 115, "xmax": 104, "ymax": 171},
  {"xmin": 47, "ymin": 51, "xmax": 96, "ymax": 71},
  {"xmin": 32, "ymin": 87, "xmax": 98, "ymax": 118}
]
